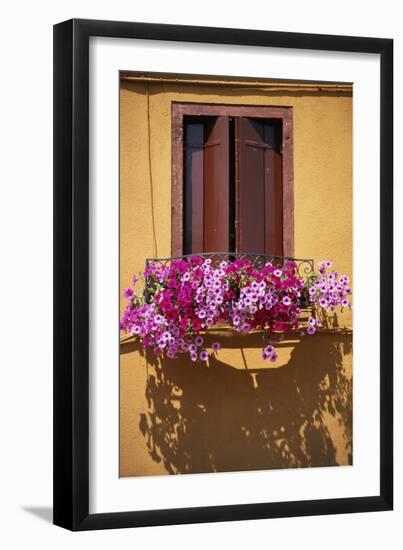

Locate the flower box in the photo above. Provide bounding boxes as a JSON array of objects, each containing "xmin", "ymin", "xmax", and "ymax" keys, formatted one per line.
[{"xmin": 121, "ymin": 253, "xmax": 352, "ymax": 363}]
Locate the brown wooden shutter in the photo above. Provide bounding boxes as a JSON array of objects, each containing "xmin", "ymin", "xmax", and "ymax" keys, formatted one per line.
[
  {"xmin": 203, "ymin": 116, "xmax": 230, "ymax": 252},
  {"xmin": 265, "ymin": 146, "xmax": 283, "ymax": 256},
  {"xmin": 235, "ymin": 118, "xmax": 283, "ymax": 255}
]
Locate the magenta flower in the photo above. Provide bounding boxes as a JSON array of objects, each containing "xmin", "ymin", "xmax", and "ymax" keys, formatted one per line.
[
  {"xmin": 194, "ymin": 336, "xmax": 204, "ymax": 347},
  {"xmin": 262, "ymin": 350, "xmax": 271, "ymax": 361},
  {"xmin": 123, "ymin": 288, "xmax": 134, "ymax": 299},
  {"xmin": 199, "ymin": 351, "xmax": 208, "ymax": 361},
  {"xmin": 212, "ymin": 342, "xmax": 221, "ymax": 353}
]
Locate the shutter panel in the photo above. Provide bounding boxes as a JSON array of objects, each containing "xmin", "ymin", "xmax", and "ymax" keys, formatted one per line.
[
  {"xmin": 203, "ymin": 116, "xmax": 230, "ymax": 252},
  {"xmin": 184, "ymin": 122, "xmax": 204, "ymax": 253},
  {"xmin": 265, "ymin": 147, "xmax": 283, "ymax": 256},
  {"xmin": 236, "ymin": 118, "xmax": 265, "ymax": 253},
  {"xmin": 236, "ymin": 118, "xmax": 283, "ymax": 255}
]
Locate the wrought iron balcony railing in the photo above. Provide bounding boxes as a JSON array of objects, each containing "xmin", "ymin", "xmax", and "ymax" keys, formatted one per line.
[{"xmin": 144, "ymin": 252, "xmax": 314, "ymax": 307}]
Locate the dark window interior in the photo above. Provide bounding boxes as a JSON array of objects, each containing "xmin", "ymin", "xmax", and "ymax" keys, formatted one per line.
[{"xmin": 184, "ymin": 115, "xmax": 283, "ymax": 255}]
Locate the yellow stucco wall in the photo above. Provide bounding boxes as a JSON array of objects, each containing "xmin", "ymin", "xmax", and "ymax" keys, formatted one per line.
[{"xmin": 119, "ymin": 78, "xmax": 353, "ymax": 477}]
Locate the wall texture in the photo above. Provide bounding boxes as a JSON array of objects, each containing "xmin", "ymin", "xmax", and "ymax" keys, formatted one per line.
[{"xmin": 119, "ymin": 77, "xmax": 353, "ymax": 477}]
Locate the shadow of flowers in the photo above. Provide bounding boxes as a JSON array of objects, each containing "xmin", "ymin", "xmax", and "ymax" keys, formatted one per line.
[{"xmin": 132, "ymin": 332, "xmax": 352, "ymax": 474}]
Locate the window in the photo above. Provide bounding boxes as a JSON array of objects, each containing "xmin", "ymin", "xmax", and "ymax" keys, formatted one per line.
[{"xmin": 172, "ymin": 104, "xmax": 294, "ymax": 257}]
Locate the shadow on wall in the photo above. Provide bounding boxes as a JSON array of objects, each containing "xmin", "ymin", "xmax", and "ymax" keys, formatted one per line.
[{"xmin": 123, "ymin": 332, "xmax": 352, "ymax": 475}]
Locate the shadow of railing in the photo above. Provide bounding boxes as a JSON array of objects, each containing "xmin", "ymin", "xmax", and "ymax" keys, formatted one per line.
[{"xmin": 123, "ymin": 331, "xmax": 352, "ymax": 475}]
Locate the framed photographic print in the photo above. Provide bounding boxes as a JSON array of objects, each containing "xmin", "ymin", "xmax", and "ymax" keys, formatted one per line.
[{"xmin": 53, "ymin": 19, "xmax": 393, "ymax": 530}]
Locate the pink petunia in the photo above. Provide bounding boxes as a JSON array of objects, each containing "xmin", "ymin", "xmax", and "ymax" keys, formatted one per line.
[
  {"xmin": 123, "ymin": 288, "xmax": 134, "ymax": 299},
  {"xmin": 194, "ymin": 336, "xmax": 204, "ymax": 347},
  {"xmin": 212, "ymin": 342, "xmax": 221, "ymax": 353}
]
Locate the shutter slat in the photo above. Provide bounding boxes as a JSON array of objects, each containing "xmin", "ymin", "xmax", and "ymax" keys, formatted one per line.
[{"xmin": 203, "ymin": 116, "xmax": 230, "ymax": 252}]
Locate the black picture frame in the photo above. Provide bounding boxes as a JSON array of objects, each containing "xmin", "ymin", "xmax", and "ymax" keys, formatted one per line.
[{"xmin": 53, "ymin": 18, "xmax": 393, "ymax": 531}]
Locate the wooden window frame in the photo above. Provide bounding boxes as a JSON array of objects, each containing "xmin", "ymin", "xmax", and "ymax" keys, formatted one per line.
[{"xmin": 171, "ymin": 102, "xmax": 294, "ymax": 257}]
